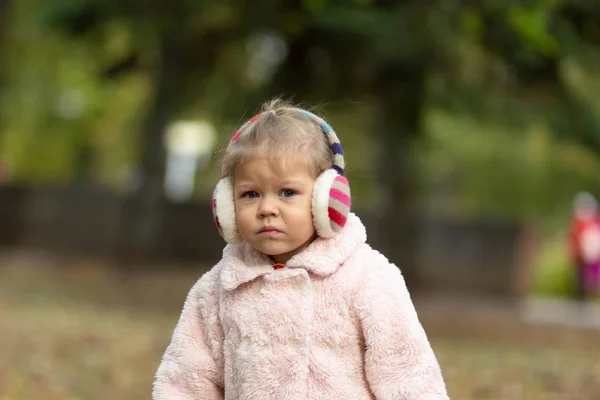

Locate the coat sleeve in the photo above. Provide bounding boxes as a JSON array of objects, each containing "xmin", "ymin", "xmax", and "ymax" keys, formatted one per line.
[
  {"xmin": 153, "ymin": 268, "xmax": 225, "ymax": 399},
  {"xmin": 353, "ymin": 252, "xmax": 449, "ymax": 400}
]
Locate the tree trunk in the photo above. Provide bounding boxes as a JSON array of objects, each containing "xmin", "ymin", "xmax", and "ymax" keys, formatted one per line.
[
  {"xmin": 374, "ymin": 65, "xmax": 426, "ymax": 289},
  {"xmin": 117, "ymin": 27, "xmax": 183, "ymax": 264}
]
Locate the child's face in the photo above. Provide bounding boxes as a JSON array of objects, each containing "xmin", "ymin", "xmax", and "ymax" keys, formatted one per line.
[{"xmin": 234, "ymin": 156, "xmax": 316, "ymax": 264}]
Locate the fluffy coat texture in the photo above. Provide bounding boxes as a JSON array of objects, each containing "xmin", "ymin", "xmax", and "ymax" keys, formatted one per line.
[{"xmin": 153, "ymin": 213, "xmax": 449, "ymax": 399}]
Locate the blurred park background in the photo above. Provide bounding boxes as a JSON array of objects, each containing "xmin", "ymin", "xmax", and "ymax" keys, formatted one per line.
[{"xmin": 1, "ymin": 0, "xmax": 600, "ymax": 399}]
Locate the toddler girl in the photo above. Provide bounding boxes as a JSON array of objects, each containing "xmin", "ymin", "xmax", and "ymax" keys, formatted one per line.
[{"xmin": 153, "ymin": 99, "xmax": 449, "ymax": 399}]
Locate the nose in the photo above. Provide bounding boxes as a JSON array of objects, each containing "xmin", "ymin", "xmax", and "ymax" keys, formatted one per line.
[{"xmin": 258, "ymin": 195, "xmax": 279, "ymax": 217}]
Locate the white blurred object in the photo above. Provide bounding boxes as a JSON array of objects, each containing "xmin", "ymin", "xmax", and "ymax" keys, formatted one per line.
[
  {"xmin": 246, "ymin": 32, "xmax": 288, "ymax": 84},
  {"xmin": 573, "ymin": 191, "xmax": 598, "ymax": 220},
  {"xmin": 573, "ymin": 192, "xmax": 600, "ymax": 263},
  {"xmin": 581, "ymin": 224, "xmax": 600, "ymax": 264},
  {"xmin": 164, "ymin": 120, "xmax": 216, "ymax": 202},
  {"xmin": 56, "ymin": 89, "xmax": 86, "ymax": 119}
]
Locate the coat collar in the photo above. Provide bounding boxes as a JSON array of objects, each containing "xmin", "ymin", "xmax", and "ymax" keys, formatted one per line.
[{"xmin": 220, "ymin": 213, "xmax": 366, "ymax": 291}]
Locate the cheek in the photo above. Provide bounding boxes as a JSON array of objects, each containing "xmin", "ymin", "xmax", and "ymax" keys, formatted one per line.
[
  {"xmin": 291, "ymin": 200, "xmax": 314, "ymax": 230},
  {"xmin": 234, "ymin": 202, "xmax": 252, "ymax": 226}
]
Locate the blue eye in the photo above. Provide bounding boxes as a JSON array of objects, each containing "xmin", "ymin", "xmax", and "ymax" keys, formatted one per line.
[
  {"xmin": 281, "ymin": 189, "xmax": 295, "ymax": 198},
  {"xmin": 242, "ymin": 191, "xmax": 259, "ymax": 199}
]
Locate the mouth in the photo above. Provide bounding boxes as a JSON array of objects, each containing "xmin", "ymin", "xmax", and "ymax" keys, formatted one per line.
[{"xmin": 258, "ymin": 227, "xmax": 282, "ymax": 235}]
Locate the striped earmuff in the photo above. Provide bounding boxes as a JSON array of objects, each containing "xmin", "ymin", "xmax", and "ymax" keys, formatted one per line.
[{"xmin": 211, "ymin": 108, "xmax": 351, "ymax": 244}]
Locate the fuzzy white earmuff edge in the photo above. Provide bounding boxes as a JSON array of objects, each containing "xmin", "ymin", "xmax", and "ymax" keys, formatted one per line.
[
  {"xmin": 312, "ymin": 169, "xmax": 339, "ymax": 238},
  {"xmin": 214, "ymin": 178, "xmax": 243, "ymax": 244}
]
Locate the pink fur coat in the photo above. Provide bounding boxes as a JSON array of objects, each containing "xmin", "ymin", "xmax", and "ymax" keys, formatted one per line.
[{"xmin": 153, "ymin": 213, "xmax": 448, "ymax": 399}]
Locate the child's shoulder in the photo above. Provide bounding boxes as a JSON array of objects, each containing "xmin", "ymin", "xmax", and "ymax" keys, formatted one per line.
[
  {"xmin": 188, "ymin": 260, "xmax": 225, "ymax": 297},
  {"xmin": 345, "ymin": 242, "xmax": 403, "ymax": 281},
  {"xmin": 336, "ymin": 213, "xmax": 401, "ymax": 277}
]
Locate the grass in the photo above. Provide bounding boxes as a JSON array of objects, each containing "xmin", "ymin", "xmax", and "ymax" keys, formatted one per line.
[{"xmin": 1, "ymin": 261, "xmax": 600, "ymax": 399}]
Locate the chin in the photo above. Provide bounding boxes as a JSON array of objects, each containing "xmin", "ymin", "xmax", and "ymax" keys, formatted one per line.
[
  {"xmin": 264, "ymin": 246, "xmax": 294, "ymax": 258},
  {"xmin": 262, "ymin": 247, "xmax": 288, "ymax": 256}
]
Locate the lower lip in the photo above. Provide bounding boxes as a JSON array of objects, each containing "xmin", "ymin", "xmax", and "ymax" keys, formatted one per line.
[{"xmin": 259, "ymin": 230, "xmax": 282, "ymax": 236}]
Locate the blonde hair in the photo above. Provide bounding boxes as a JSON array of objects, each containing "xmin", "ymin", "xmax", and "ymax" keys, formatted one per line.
[{"xmin": 222, "ymin": 98, "xmax": 333, "ymax": 179}]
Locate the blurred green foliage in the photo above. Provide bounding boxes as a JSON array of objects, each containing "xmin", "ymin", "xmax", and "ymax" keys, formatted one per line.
[
  {"xmin": 1, "ymin": 0, "xmax": 598, "ymax": 209},
  {"xmin": 420, "ymin": 109, "xmax": 600, "ymax": 221},
  {"xmin": 530, "ymin": 233, "xmax": 578, "ymax": 297},
  {"xmin": 1, "ymin": 0, "xmax": 600, "ymax": 282}
]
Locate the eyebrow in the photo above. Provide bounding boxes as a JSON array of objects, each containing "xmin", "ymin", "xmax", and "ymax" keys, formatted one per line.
[
  {"xmin": 234, "ymin": 182, "xmax": 255, "ymax": 190},
  {"xmin": 279, "ymin": 180, "xmax": 307, "ymax": 186},
  {"xmin": 234, "ymin": 179, "xmax": 307, "ymax": 189}
]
